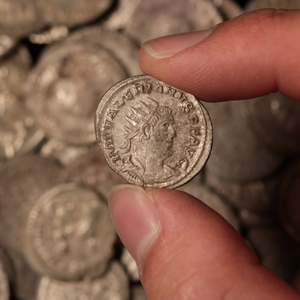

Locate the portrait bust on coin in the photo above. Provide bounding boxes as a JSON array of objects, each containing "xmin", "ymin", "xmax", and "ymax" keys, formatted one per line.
[{"xmin": 95, "ymin": 75, "xmax": 212, "ymax": 189}]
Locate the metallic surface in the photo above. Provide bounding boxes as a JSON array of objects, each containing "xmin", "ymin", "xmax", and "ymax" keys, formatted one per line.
[{"xmin": 95, "ymin": 75, "xmax": 213, "ymax": 188}]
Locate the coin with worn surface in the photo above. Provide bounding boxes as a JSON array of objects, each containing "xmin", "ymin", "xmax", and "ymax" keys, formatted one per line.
[
  {"xmin": 0, "ymin": 155, "xmax": 62, "ymax": 251},
  {"xmin": 24, "ymin": 183, "xmax": 116, "ymax": 281},
  {"xmin": 205, "ymin": 101, "xmax": 283, "ymax": 181},
  {"xmin": 205, "ymin": 169, "xmax": 278, "ymax": 212},
  {"xmin": 125, "ymin": 0, "xmax": 222, "ymax": 44},
  {"xmin": 36, "ymin": 261, "xmax": 129, "ymax": 300},
  {"xmin": 26, "ymin": 40, "xmax": 127, "ymax": 145},
  {"xmin": 178, "ymin": 181, "xmax": 240, "ymax": 231},
  {"xmin": 0, "ymin": 88, "xmax": 45, "ymax": 161},
  {"xmin": 66, "ymin": 26, "xmax": 142, "ymax": 76},
  {"xmin": 246, "ymin": 0, "xmax": 300, "ymax": 10},
  {"xmin": 277, "ymin": 158, "xmax": 300, "ymax": 243},
  {"xmin": 95, "ymin": 75, "xmax": 212, "ymax": 188},
  {"xmin": 0, "ymin": 0, "xmax": 44, "ymax": 38},
  {"xmin": 241, "ymin": 93, "xmax": 300, "ymax": 156},
  {"xmin": 36, "ymin": 0, "xmax": 113, "ymax": 28},
  {"xmin": 60, "ymin": 149, "xmax": 126, "ymax": 200}
]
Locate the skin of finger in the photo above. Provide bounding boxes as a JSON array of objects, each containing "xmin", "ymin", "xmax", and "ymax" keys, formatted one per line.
[
  {"xmin": 139, "ymin": 9, "xmax": 300, "ymax": 102},
  {"xmin": 140, "ymin": 189, "xmax": 300, "ymax": 300}
]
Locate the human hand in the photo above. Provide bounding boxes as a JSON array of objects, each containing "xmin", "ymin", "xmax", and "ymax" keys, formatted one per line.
[{"xmin": 109, "ymin": 9, "xmax": 300, "ymax": 300}]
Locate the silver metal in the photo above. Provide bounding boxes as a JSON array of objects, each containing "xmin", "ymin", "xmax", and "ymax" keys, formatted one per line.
[
  {"xmin": 24, "ymin": 183, "xmax": 116, "ymax": 281},
  {"xmin": 95, "ymin": 75, "xmax": 213, "ymax": 189}
]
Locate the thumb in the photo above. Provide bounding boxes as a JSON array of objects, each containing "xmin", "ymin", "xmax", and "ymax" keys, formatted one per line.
[
  {"xmin": 109, "ymin": 185, "xmax": 300, "ymax": 300},
  {"xmin": 139, "ymin": 9, "xmax": 300, "ymax": 102}
]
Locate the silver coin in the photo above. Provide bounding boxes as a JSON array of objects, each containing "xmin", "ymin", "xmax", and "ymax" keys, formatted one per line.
[
  {"xmin": 0, "ymin": 0, "xmax": 45, "ymax": 38},
  {"xmin": 241, "ymin": 93, "xmax": 300, "ymax": 156},
  {"xmin": 205, "ymin": 101, "xmax": 283, "ymax": 181},
  {"xmin": 95, "ymin": 75, "xmax": 213, "ymax": 189},
  {"xmin": 0, "ymin": 88, "xmax": 45, "ymax": 161},
  {"xmin": 0, "ymin": 35, "xmax": 17, "ymax": 58},
  {"xmin": 40, "ymin": 138, "xmax": 94, "ymax": 166},
  {"xmin": 246, "ymin": 0, "xmax": 300, "ymax": 11},
  {"xmin": 66, "ymin": 26, "xmax": 142, "ymax": 76},
  {"xmin": 248, "ymin": 226, "xmax": 300, "ymax": 283},
  {"xmin": 60, "ymin": 148, "xmax": 126, "ymax": 200},
  {"xmin": 26, "ymin": 40, "xmax": 128, "ymax": 145},
  {"xmin": 36, "ymin": 0, "xmax": 113, "ymax": 28},
  {"xmin": 178, "ymin": 181, "xmax": 240, "ymax": 231},
  {"xmin": 205, "ymin": 169, "xmax": 278, "ymax": 212},
  {"xmin": 120, "ymin": 248, "xmax": 139, "ymax": 282},
  {"xmin": 125, "ymin": 0, "xmax": 223, "ymax": 44},
  {"xmin": 0, "ymin": 44, "xmax": 32, "ymax": 100},
  {"xmin": 131, "ymin": 285, "xmax": 147, "ymax": 300},
  {"xmin": 36, "ymin": 261, "xmax": 129, "ymax": 300},
  {"xmin": 24, "ymin": 183, "xmax": 116, "ymax": 281},
  {"xmin": 0, "ymin": 155, "xmax": 62, "ymax": 251}
]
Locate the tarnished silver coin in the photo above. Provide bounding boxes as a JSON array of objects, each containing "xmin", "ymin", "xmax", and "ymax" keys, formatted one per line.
[
  {"xmin": 60, "ymin": 149, "xmax": 126, "ymax": 200},
  {"xmin": 36, "ymin": 261, "xmax": 129, "ymax": 300},
  {"xmin": 26, "ymin": 40, "xmax": 127, "ymax": 145},
  {"xmin": 95, "ymin": 75, "xmax": 212, "ymax": 188},
  {"xmin": 178, "ymin": 179, "xmax": 240, "ymax": 231},
  {"xmin": 66, "ymin": 26, "xmax": 142, "ymax": 76},
  {"xmin": 0, "ymin": 155, "xmax": 62, "ymax": 251},
  {"xmin": 125, "ymin": 0, "xmax": 222, "ymax": 44},
  {"xmin": 0, "ymin": 88, "xmax": 45, "ymax": 161},
  {"xmin": 246, "ymin": 0, "xmax": 300, "ymax": 10},
  {"xmin": 40, "ymin": 138, "xmax": 93, "ymax": 166},
  {"xmin": 205, "ymin": 169, "xmax": 278, "ymax": 212},
  {"xmin": 241, "ymin": 93, "xmax": 300, "ymax": 156},
  {"xmin": 36, "ymin": 0, "xmax": 113, "ymax": 28},
  {"xmin": 0, "ymin": 0, "xmax": 44, "ymax": 38},
  {"xmin": 205, "ymin": 101, "xmax": 283, "ymax": 181},
  {"xmin": 24, "ymin": 183, "xmax": 116, "ymax": 281}
]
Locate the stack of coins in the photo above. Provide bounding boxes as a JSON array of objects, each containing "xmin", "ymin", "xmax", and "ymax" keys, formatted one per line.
[{"xmin": 0, "ymin": 1, "xmax": 300, "ymax": 299}]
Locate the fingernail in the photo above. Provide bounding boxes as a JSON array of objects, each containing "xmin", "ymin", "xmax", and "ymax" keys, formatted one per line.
[
  {"xmin": 109, "ymin": 185, "xmax": 160, "ymax": 267},
  {"xmin": 141, "ymin": 29, "xmax": 212, "ymax": 59}
]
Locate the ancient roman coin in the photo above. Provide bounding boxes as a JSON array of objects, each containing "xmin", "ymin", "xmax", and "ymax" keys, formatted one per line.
[
  {"xmin": 60, "ymin": 149, "xmax": 126, "ymax": 200},
  {"xmin": 241, "ymin": 93, "xmax": 300, "ymax": 156},
  {"xmin": 0, "ymin": 88, "xmax": 45, "ymax": 161},
  {"xmin": 246, "ymin": 0, "xmax": 300, "ymax": 10},
  {"xmin": 178, "ymin": 180, "xmax": 240, "ymax": 231},
  {"xmin": 205, "ymin": 101, "xmax": 283, "ymax": 181},
  {"xmin": 0, "ymin": 0, "xmax": 45, "ymax": 38},
  {"xmin": 66, "ymin": 26, "xmax": 142, "ymax": 76},
  {"xmin": 36, "ymin": 0, "xmax": 113, "ymax": 28},
  {"xmin": 125, "ymin": 0, "xmax": 223, "ymax": 44},
  {"xmin": 26, "ymin": 40, "xmax": 128, "ymax": 145},
  {"xmin": 95, "ymin": 75, "xmax": 213, "ymax": 189},
  {"xmin": 277, "ymin": 158, "xmax": 300, "ymax": 243},
  {"xmin": 0, "ymin": 155, "xmax": 62, "ymax": 251},
  {"xmin": 205, "ymin": 169, "xmax": 278, "ymax": 212},
  {"xmin": 24, "ymin": 183, "xmax": 116, "ymax": 281},
  {"xmin": 36, "ymin": 261, "xmax": 129, "ymax": 300}
]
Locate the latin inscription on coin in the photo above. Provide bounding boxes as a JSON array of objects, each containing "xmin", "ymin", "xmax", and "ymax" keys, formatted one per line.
[{"xmin": 95, "ymin": 75, "xmax": 212, "ymax": 189}]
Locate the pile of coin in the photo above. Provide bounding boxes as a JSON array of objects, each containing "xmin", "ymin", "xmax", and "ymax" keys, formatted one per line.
[{"xmin": 0, "ymin": 0, "xmax": 300, "ymax": 299}]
